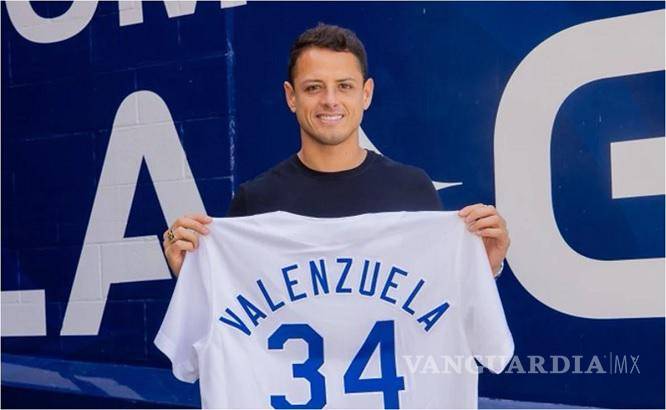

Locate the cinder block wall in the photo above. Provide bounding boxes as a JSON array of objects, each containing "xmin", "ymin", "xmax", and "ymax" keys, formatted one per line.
[{"xmin": 2, "ymin": 2, "xmax": 664, "ymax": 408}]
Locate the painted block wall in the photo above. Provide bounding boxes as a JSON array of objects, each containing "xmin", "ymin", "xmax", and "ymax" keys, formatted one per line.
[{"xmin": 2, "ymin": 2, "xmax": 664, "ymax": 408}]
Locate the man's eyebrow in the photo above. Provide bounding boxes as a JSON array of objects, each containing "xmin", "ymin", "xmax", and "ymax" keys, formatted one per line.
[
  {"xmin": 298, "ymin": 78, "xmax": 358, "ymax": 87},
  {"xmin": 300, "ymin": 78, "xmax": 358, "ymax": 84}
]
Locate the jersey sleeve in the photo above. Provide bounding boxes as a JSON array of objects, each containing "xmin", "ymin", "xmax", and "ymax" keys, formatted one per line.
[
  {"xmin": 458, "ymin": 227, "xmax": 514, "ymax": 374},
  {"xmin": 154, "ymin": 237, "xmax": 213, "ymax": 383}
]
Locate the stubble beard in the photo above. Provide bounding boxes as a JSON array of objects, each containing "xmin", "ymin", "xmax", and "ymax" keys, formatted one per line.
[{"xmin": 302, "ymin": 126, "xmax": 357, "ymax": 147}]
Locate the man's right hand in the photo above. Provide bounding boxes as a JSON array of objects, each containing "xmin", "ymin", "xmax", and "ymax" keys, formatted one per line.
[{"xmin": 162, "ymin": 213, "xmax": 213, "ymax": 277}]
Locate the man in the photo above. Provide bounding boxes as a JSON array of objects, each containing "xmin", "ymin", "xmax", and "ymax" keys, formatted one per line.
[{"xmin": 163, "ymin": 23, "xmax": 509, "ymax": 278}]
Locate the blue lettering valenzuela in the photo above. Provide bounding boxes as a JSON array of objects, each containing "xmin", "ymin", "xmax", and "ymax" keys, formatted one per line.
[
  {"xmin": 282, "ymin": 264, "xmax": 306, "ymax": 302},
  {"xmin": 335, "ymin": 258, "xmax": 353, "ymax": 293},
  {"xmin": 310, "ymin": 259, "xmax": 329, "ymax": 296},
  {"xmin": 256, "ymin": 279, "xmax": 285, "ymax": 312},
  {"xmin": 218, "ymin": 257, "xmax": 450, "ymax": 336},
  {"xmin": 380, "ymin": 266, "xmax": 407, "ymax": 304},
  {"xmin": 359, "ymin": 260, "xmax": 380, "ymax": 296}
]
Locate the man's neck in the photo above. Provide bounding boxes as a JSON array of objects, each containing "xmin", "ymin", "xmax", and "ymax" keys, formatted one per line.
[{"xmin": 297, "ymin": 139, "xmax": 367, "ymax": 173}]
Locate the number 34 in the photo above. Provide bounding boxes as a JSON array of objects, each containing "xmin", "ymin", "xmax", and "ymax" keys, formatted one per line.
[{"xmin": 268, "ymin": 320, "xmax": 405, "ymax": 409}]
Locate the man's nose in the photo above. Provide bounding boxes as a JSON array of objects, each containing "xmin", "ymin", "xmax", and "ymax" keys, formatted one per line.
[{"xmin": 320, "ymin": 87, "xmax": 339, "ymax": 108}]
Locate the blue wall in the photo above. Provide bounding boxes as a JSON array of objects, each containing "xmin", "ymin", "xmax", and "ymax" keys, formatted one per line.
[{"xmin": 2, "ymin": 2, "xmax": 664, "ymax": 408}]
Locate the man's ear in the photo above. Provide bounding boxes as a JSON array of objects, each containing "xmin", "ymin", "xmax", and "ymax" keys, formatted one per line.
[
  {"xmin": 363, "ymin": 78, "xmax": 374, "ymax": 110},
  {"xmin": 284, "ymin": 81, "xmax": 297, "ymax": 113}
]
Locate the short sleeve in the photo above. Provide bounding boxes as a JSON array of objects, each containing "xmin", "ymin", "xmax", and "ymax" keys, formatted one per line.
[
  {"xmin": 154, "ymin": 237, "xmax": 212, "ymax": 383},
  {"xmin": 416, "ymin": 169, "xmax": 444, "ymax": 211},
  {"xmin": 405, "ymin": 168, "xmax": 444, "ymax": 211},
  {"xmin": 458, "ymin": 227, "xmax": 514, "ymax": 374},
  {"xmin": 226, "ymin": 184, "xmax": 248, "ymax": 217}
]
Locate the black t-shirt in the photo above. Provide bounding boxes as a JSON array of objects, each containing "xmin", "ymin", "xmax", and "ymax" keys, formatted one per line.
[{"xmin": 226, "ymin": 150, "xmax": 443, "ymax": 217}]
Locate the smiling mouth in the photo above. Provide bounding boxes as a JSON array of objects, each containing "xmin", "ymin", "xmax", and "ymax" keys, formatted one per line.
[{"xmin": 316, "ymin": 113, "xmax": 344, "ymax": 124}]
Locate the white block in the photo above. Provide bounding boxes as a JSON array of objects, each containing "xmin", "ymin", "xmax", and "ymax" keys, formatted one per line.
[
  {"xmin": 1, "ymin": 290, "xmax": 46, "ymax": 336},
  {"xmin": 611, "ymin": 137, "xmax": 665, "ymax": 199}
]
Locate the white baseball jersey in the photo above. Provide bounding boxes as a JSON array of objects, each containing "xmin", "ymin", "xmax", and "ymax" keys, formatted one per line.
[{"xmin": 155, "ymin": 211, "xmax": 514, "ymax": 409}]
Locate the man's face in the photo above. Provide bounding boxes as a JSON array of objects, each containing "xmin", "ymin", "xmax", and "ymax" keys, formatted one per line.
[{"xmin": 284, "ymin": 47, "xmax": 374, "ymax": 146}]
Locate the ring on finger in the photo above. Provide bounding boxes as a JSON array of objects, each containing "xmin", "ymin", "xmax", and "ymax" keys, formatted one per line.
[{"xmin": 167, "ymin": 228, "xmax": 176, "ymax": 243}]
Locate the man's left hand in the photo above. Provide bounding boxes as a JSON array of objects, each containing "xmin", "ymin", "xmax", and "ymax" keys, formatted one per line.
[{"xmin": 459, "ymin": 204, "xmax": 510, "ymax": 277}]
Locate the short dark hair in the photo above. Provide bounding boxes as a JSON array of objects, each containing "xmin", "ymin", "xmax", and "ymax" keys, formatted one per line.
[{"xmin": 288, "ymin": 23, "xmax": 369, "ymax": 85}]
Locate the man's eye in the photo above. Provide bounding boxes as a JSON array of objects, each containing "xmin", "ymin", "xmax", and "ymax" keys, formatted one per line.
[
  {"xmin": 340, "ymin": 83, "xmax": 353, "ymax": 90},
  {"xmin": 305, "ymin": 85, "xmax": 320, "ymax": 92}
]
